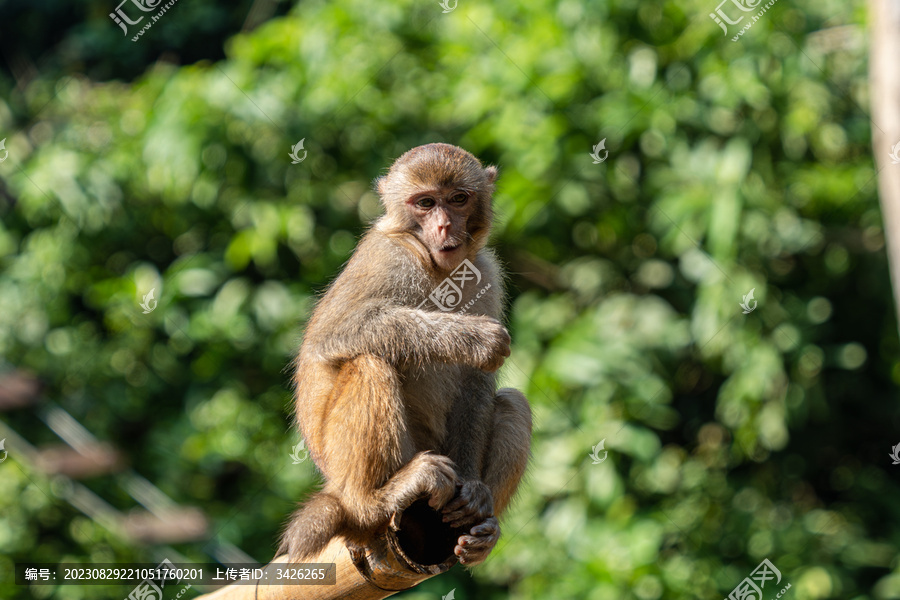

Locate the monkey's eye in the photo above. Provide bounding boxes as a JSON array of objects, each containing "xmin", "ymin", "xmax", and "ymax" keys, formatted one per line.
[
  {"xmin": 416, "ymin": 197, "xmax": 435, "ymax": 208},
  {"xmin": 449, "ymin": 193, "xmax": 468, "ymax": 205}
]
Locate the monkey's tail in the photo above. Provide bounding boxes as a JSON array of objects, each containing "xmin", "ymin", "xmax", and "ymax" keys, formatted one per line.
[{"xmin": 277, "ymin": 492, "xmax": 347, "ymax": 560}]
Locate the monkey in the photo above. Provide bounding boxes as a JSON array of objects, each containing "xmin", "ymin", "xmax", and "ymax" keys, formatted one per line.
[{"xmin": 278, "ymin": 143, "xmax": 532, "ymax": 567}]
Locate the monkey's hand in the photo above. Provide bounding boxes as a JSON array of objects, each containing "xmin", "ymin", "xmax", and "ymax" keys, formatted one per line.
[
  {"xmin": 471, "ymin": 317, "xmax": 511, "ymax": 372},
  {"xmin": 455, "ymin": 517, "xmax": 500, "ymax": 566},
  {"xmin": 441, "ymin": 480, "xmax": 494, "ymax": 529}
]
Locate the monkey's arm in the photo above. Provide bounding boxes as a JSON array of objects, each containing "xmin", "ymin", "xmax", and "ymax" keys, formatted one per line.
[{"xmin": 311, "ymin": 304, "xmax": 509, "ymax": 371}]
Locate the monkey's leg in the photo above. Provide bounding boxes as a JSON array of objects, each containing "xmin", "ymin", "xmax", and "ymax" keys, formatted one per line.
[
  {"xmin": 453, "ymin": 387, "xmax": 532, "ymax": 565},
  {"xmin": 482, "ymin": 388, "xmax": 532, "ymax": 515},
  {"xmin": 314, "ymin": 355, "xmax": 458, "ymax": 542}
]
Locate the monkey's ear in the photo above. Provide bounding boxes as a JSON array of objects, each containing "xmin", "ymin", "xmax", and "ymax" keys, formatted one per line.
[
  {"xmin": 374, "ymin": 176, "xmax": 387, "ymax": 200},
  {"xmin": 484, "ymin": 165, "xmax": 498, "ymax": 183}
]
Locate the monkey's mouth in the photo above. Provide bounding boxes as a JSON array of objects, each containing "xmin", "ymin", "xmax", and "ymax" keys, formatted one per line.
[{"xmin": 439, "ymin": 243, "xmax": 462, "ymax": 253}]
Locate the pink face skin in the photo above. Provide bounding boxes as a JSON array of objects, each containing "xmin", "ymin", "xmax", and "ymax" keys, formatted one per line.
[{"xmin": 408, "ymin": 189, "xmax": 474, "ymax": 272}]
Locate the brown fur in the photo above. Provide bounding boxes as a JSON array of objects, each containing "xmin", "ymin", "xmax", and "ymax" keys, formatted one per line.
[{"xmin": 278, "ymin": 143, "xmax": 532, "ymax": 566}]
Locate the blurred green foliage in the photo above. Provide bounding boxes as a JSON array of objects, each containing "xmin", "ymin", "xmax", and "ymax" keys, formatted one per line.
[{"xmin": 1, "ymin": 0, "xmax": 899, "ymax": 598}]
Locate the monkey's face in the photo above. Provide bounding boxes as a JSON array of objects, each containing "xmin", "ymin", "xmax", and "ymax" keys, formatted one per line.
[
  {"xmin": 376, "ymin": 144, "xmax": 497, "ymax": 270},
  {"xmin": 408, "ymin": 190, "xmax": 475, "ymax": 272}
]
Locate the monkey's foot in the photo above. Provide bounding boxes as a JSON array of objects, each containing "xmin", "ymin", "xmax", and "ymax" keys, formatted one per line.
[
  {"xmin": 454, "ymin": 516, "xmax": 499, "ymax": 566},
  {"xmin": 442, "ymin": 480, "xmax": 493, "ymax": 528}
]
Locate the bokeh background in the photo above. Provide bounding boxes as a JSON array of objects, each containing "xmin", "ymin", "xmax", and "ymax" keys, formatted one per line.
[{"xmin": 1, "ymin": 0, "xmax": 897, "ymax": 598}]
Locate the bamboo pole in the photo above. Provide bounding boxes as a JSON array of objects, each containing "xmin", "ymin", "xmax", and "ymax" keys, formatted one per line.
[
  {"xmin": 194, "ymin": 499, "xmax": 459, "ymax": 600},
  {"xmin": 870, "ymin": 0, "xmax": 900, "ymax": 336}
]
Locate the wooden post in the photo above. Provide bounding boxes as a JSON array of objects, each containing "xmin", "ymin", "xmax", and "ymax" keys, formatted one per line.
[
  {"xmin": 870, "ymin": 0, "xmax": 900, "ymax": 335},
  {"xmin": 194, "ymin": 499, "xmax": 459, "ymax": 600}
]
